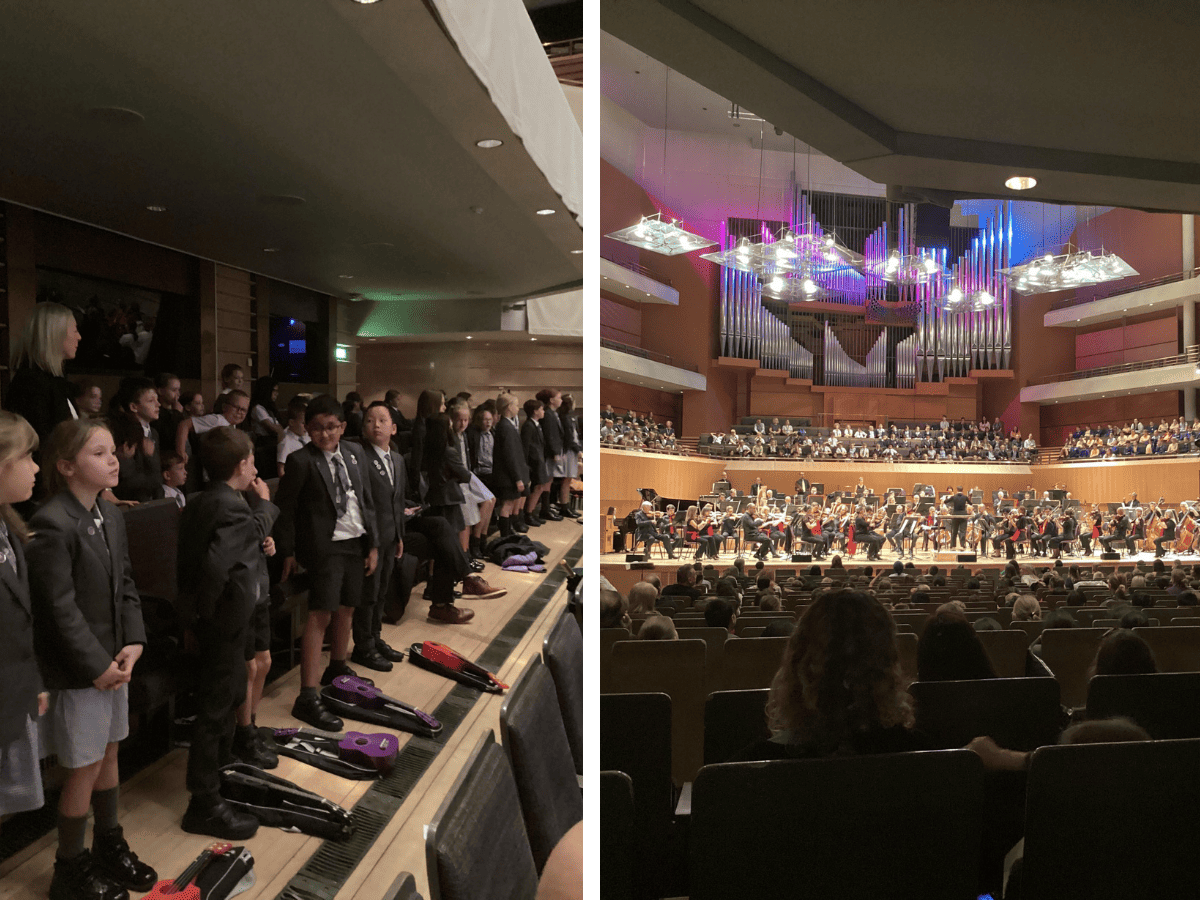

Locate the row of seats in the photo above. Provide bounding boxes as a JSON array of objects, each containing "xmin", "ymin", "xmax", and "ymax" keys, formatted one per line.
[{"xmin": 602, "ymin": 681, "xmax": 1200, "ymax": 899}]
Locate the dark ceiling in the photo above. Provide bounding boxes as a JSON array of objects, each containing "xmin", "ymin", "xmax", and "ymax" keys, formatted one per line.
[
  {"xmin": 0, "ymin": 0, "xmax": 582, "ymax": 316},
  {"xmin": 602, "ymin": 0, "xmax": 1200, "ymax": 213}
]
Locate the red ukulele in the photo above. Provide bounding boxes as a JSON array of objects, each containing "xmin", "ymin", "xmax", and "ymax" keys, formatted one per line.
[{"xmin": 145, "ymin": 842, "xmax": 233, "ymax": 900}]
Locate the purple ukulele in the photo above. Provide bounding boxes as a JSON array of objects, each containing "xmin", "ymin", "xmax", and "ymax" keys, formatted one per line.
[
  {"xmin": 272, "ymin": 728, "xmax": 398, "ymax": 778},
  {"xmin": 320, "ymin": 675, "xmax": 442, "ymax": 738}
]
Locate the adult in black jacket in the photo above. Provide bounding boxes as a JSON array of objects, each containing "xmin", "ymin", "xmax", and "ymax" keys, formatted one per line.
[
  {"xmin": 407, "ymin": 389, "xmax": 445, "ymax": 501},
  {"xmin": 739, "ymin": 504, "xmax": 773, "ymax": 560},
  {"xmin": 422, "ymin": 414, "xmax": 470, "ymax": 535},
  {"xmin": 492, "ymin": 393, "xmax": 530, "ymax": 536},
  {"xmin": 558, "ymin": 395, "xmax": 582, "ymax": 516},
  {"xmin": 1100, "ymin": 512, "xmax": 1130, "ymax": 554},
  {"xmin": 853, "ymin": 509, "xmax": 884, "ymax": 560},
  {"xmin": 535, "ymin": 389, "xmax": 565, "ymax": 522},
  {"xmin": 947, "ymin": 487, "xmax": 969, "ymax": 549},
  {"xmin": 634, "ymin": 502, "xmax": 675, "ymax": 560},
  {"xmin": 521, "ymin": 399, "xmax": 551, "ymax": 529},
  {"xmin": 1154, "ymin": 510, "xmax": 1178, "ymax": 558}
]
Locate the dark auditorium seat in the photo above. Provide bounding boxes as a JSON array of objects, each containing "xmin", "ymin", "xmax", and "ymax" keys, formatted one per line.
[
  {"xmin": 975, "ymin": 629, "xmax": 1032, "ymax": 678},
  {"xmin": 599, "ymin": 771, "xmax": 636, "ymax": 900},
  {"xmin": 383, "ymin": 873, "xmax": 424, "ymax": 900},
  {"xmin": 542, "ymin": 609, "xmax": 583, "ymax": 774},
  {"xmin": 713, "ymin": 635, "xmax": 788, "ymax": 692},
  {"xmin": 1133, "ymin": 625, "xmax": 1200, "ymax": 672},
  {"xmin": 1021, "ymin": 739, "xmax": 1200, "ymax": 899},
  {"xmin": 425, "ymin": 731, "xmax": 539, "ymax": 900},
  {"xmin": 498, "ymin": 657, "xmax": 583, "ymax": 874},
  {"xmin": 704, "ymin": 689, "xmax": 770, "ymax": 765},
  {"xmin": 910, "ymin": 677, "xmax": 1064, "ymax": 751},
  {"xmin": 690, "ymin": 751, "xmax": 984, "ymax": 900},
  {"xmin": 1084, "ymin": 672, "xmax": 1200, "ymax": 739}
]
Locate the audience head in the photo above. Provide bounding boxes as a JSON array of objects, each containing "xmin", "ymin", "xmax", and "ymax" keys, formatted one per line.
[
  {"xmin": 766, "ymin": 590, "xmax": 912, "ymax": 748},
  {"xmin": 160, "ymin": 450, "xmax": 187, "ymax": 489},
  {"xmin": 535, "ymin": 388, "xmax": 562, "ymax": 409},
  {"xmin": 114, "ymin": 376, "xmax": 159, "ymax": 424},
  {"xmin": 44, "ymin": 419, "xmax": 117, "ymax": 496},
  {"xmin": 217, "ymin": 389, "xmax": 250, "ymax": 427},
  {"xmin": 1060, "ymin": 717, "xmax": 1150, "ymax": 745},
  {"xmin": 759, "ymin": 593, "xmax": 782, "ymax": 612},
  {"xmin": 251, "ymin": 377, "xmax": 279, "ymax": 414},
  {"xmin": 304, "ymin": 394, "xmax": 345, "ymax": 452},
  {"xmin": 762, "ymin": 618, "xmax": 796, "ymax": 638},
  {"xmin": 155, "ymin": 372, "xmax": 181, "ymax": 408},
  {"xmin": 15, "ymin": 302, "xmax": 79, "ymax": 377},
  {"xmin": 75, "ymin": 378, "xmax": 104, "ymax": 417},
  {"xmin": 201, "ymin": 426, "xmax": 256, "ymax": 486},
  {"xmin": 1091, "ymin": 629, "xmax": 1157, "ymax": 677},
  {"xmin": 182, "ymin": 391, "xmax": 206, "ymax": 417},
  {"xmin": 627, "ymin": 582, "xmax": 658, "ymax": 616},
  {"xmin": 220, "ymin": 363, "xmax": 245, "ymax": 391},
  {"xmin": 1043, "ymin": 608, "xmax": 1078, "ymax": 629},
  {"xmin": 416, "ymin": 389, "xmax": 446, "ymax": 420},
  {"xmin": 599, "ymin": 589, "xmax": 629, "ymax": 629},
  {"xmin": 638, "ymin": 615, "xmax": 677, "ymax": 641},
  {"xmin": 1012, "ymin": 595, "xmax": 1041, "ymax": 621},
  {"xmin": 917, "ymin": 611, "xmax": 996, "ymax": 682},
  {"xmin": 0, "ymin": 411, "xmax": 38, "ymax": 541},
  {"xmin": 676, "ymin": 564, "xmax": 695, "ymax": 586},
  {"xmin": 704, "ymin": 598, "xmax": 737, "ymax": 632}
]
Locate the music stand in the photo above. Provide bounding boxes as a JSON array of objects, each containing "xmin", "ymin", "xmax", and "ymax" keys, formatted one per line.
[{"xmin": 811, "ymin": 483, "xmax": 825, "ymax": 495}]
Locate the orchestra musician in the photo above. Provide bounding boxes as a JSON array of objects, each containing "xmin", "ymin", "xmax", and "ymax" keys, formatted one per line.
[
  {"xmin": 687, "ymin": 504, "xmax": 722, "ymax": 560},
  {"xmin": 1100, "ymin": 509, "xmax": 1130, "ymax": 555},
  {"xmin": 920, "ymin": 505, "xmax": 941, "ymax": 553},
  {"xmin": 1047, "ymin": 511, "xmax": 1076, "ymax": 559},
  {"xmin": 853, "ymin": 504, "xmax": 885, "ymax": 561},
  {"xmin": 1083, "ymin": 505, "xmax": 1103, "ymax": 556},
  {"xmin": 659, "ymin": 504, "xmax": 683, "ymax": 554},
  {"xmin": 798, "ymin": 509, "xmax": 829, "ymax": 559},
  {"xmin": 634, "ymin": 500, "xmax": 675, "ymax": 560},
  {"xmin": 1031, "ymin": 509, "xmax": 1057, "ymax": 557},
  {"xmin": 738, "ymin": 502, "xmax": 773, "ymax": 561},
  {"xmin": 1155, "ymin": 509, "xmax": 1177, "ymax": 558},
  {"xmin": 794, "ymin": 473, "xmax": 810, "ymax": 497},
  {"xmin": 968, "ymin": 504, "xmax": 994, "ymax": 555}
]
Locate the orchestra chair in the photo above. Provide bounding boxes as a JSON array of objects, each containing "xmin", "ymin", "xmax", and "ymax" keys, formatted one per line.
[
  {"xmin": 690, "ymin": 751, "xmax": 984, "ymax": 900},
  {"xmin": 384, "ymin": 873, "xmax": 423, "ymax": 900},
  {"xmin": 1133, "ymin": 626, "xmax": 1200, "ymax": 673},
  {"xmin": 1020, "ymin": 739, "xmax": 1200, "ymax": 900},
  {"xmin": 976, "ymin": 629, "xmax": 1031, "ymax": 678},
  {"xmin": 599, "ymin": 771, "xmax": 636, "ymax": 900},
  {"xmin": 609, "ymin": 640, "xmax": 706, "ymax": 783},
  {"xmin": 1038, "ymin": 627, "xmax": 1109, "ymax": 708},
  {"xmin": 704, "ymin": 689, "xmax": 770, "ymax": 765},
  {"xmin": 1085, "ymin": 672, "xmax": 1200, "ymax": 739},
  {"xmin": 425, "ymin": 731, "xmax": 539, "ymax": 900},
  {"xmin": 600, "ymin": 693, "xmax": 674, "ymax": 897},
  {"xmin": 910, "ymin": 677, "xmax": 1063, "ymax": 751},
  {"xmin": 499, "ymin": 657, "xmax": 583, "ymax": 873},
  {"xmin": 599, "ymin": 627, "xmax": 630, "ymax": 694},
  {"xmin": 543, "ymin": 608, "xmax": 583, "ymax": 774},
  {"xmin": 714, "ymin": 636, "xmax": 789, "ymax": 692}
]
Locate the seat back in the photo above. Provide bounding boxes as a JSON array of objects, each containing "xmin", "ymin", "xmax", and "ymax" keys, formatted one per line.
[
  {"xmin": 599, "ymin": 771, "xmax": 636, "ymax": 900},
  {"xmin": 714, "ymin": 636, "xmax": 788, "ymax": 692},
  {"xmin": 1022, "ymin": 739, "xmax": 1200, "ymax": 899},
  {"xmin": 674, "ymin": 627, "xmax": 729, "ymax": 690},
  {"xmin": 1038, "ymin": 627, "xmax": 1108, "ymax": 707},
  {"xmin": 704, "ymin": 689, "xmax": 770, "ymax": 765},
  {"xmin": 122, "ymin": 499, "xmax": 181, "ymax": 603},
  {"xmin": 1085, "ymin": 672, "xmax": 1200, "ymax": 738},
  {"xmin": 498, "ymin": 658, "xmax": 583, "ymax": 873},
  {"xmin": 384, "ymin": 873, "xmax": 423, "ymax": 900},
  {"xmin": 690, "ymin": 751, "xmax": 984, "ymax": 900},
  {"xmin": 1133, "ymin": 625, "xmax": 1200, "ymax": 672},
  {"xmin": 542, "ymin": 609, "xmax": 583, "ymax": 773},
  {"xmin": 975, "ymin": 629, "xmax": 1030, "ymax": 678},
  {"xmin": 599, "ymin": 693, "xmax": 673, "ymax": 897},
  {"xmin": 599, "ymin": 627, "xmax": 631, "ymax": 693},
  {"xmin": 425, "ymin": 731, "xmax": 539, "ymax": 900},
  {"xmin": 896, "ymin": 631, "xmax": 919, "ymax": 683},
  {"xmin": 911, "ymin": 677, "xmax": 1063, "ymax": 751},
  {"xmin": 610, "ymin": 639, "xmax": 706, "ymax": 783}
]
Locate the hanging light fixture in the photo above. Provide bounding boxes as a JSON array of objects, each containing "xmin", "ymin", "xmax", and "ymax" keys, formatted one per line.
[
  {"xmin": 760, "ymin": 267, "xmax": 827, "ymax": 301},
  {"xmin": 603, "ymin": 67, "xmax": 715, "ymax": 256},
  {"xmin": 866, "ymin": 248, "xmax": 944, "ymax": 285},
  {"xmin": 999, "ymin": 204, "xmax": 1136, "ymax": 294}
]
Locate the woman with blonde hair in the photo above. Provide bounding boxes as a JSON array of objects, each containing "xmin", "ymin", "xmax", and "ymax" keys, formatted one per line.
[
  {"xmin": 1012, "ymin": 595, "xmax": 1042, "ymax": 622},
  {"xmin": 6, "ymin": 302, "xmax": 83, "ymax": 450}
]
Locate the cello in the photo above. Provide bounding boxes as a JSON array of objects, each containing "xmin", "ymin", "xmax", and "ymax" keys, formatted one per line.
[{"xmin": 1175, "ymin": 502, "xmax": 1198, "ymax": 555}]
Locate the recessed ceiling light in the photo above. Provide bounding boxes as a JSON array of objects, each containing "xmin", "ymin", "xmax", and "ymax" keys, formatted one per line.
[
  {"xmin": 536, "ymin": 208, "xmax": 556, "ymax": 216},
  {"xmin": 1005, "ymin": 175, "xmax": 1037, "ymax": 191},
  {"xmin": 571, "ymin": 249, "xmax": 584, "ymax": 254},
  {"xmin": 369, "ymin": 338, "xmax": 377, "ymax": 341},
  {"xmin": 146, "ymin": 205, "xmax": 167, "ymax": 212},
  {"xmin": 475, "ymin": 139, "xmax": 503, "ymax": 149},
  {"xmin": 263, "ymin": 247, "xmax": 281, "ymax": 253},
  {"xmin": 339, "ymin": 275, "xmax": 355, "ymax": 279},
  {"xmin": 466, "ymin": 335, "xmax": 472, "ymax": 340},
  {"xmin": 470, "ymin": 206, "xmax": 484, "ymax": 215},
  {"xmin": 531, "ymin": 337, "xmax": 538, "ymax": 341},
  {"xmin": 350, "ymin": 0, "xmax": 382, "ymax": 4}
]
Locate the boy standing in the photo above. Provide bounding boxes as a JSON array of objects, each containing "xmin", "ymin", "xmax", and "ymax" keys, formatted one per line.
[
  {"xmin": 274, "ymin": 395, "xmax": 378, "ymax": 731},
  {"xmin": 177, "ymin": 427, "xmax": 278, "ymax": 839},
  {"xmin": 277, "ymin": 395, "xmax": 311, "ymax": 477}
]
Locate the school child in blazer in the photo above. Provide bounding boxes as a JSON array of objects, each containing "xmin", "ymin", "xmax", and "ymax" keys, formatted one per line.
[
  {"xmin": 492, "ymin": 392, "xmax": 530, "ymax": 536},
  {"xmin": 0, "ymin": 413, "xmax": 47, "ymax": 823},
  {"xmin": 29, "ymin": 419, "xmax": 156, "ymax": 900},
  {"xmin": 274, "ymin": 395, "xmax": 378, "ymax": 731},
  {"xmin": 521, "ymin": 398, "xmax": 551, "ymax": 528},
  {"xmin": 176, "ymin": 427, "xmax": 279, "ymax": 839}
]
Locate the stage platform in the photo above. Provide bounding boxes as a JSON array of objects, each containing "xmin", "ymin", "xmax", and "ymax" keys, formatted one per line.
[
  {"xmin": 600, "ymin": 545, "xmax": 1192, "ymax": 594},
  {"xmin": 0, "ymin": 519, "xmax": 582, "ymax": 900}
]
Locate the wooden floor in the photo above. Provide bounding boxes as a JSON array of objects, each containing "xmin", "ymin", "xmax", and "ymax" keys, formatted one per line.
[{"xmin": 0, "ymin": 518, "xmax": 581, "ymax": 900}]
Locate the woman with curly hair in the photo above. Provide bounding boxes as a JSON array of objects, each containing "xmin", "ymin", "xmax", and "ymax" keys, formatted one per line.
[{"xmin": 736, "ymin": 590, "xmax": 926, "ymax": 759}]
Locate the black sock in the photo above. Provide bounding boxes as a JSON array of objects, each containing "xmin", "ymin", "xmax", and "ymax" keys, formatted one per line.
[
  {"xmin": 92, "ymin": 785, "xmax": 120, "ymax": 833},
  {"xmin": 300, "ymin": 685, "xmax": 319, "ymax": 698},
  {"xmin": 57, "ymin": 813, "xmax": 88, "ymax": 860}
]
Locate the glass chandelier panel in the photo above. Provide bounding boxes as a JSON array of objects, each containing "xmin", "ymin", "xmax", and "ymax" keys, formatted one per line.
[
  {"xmin": 999, "ymin": 245, "xmax": 1137, "ymax": 295},
  {"xmin": 604, "ymin": 212, "xmax": 717, "ymax": 255}
]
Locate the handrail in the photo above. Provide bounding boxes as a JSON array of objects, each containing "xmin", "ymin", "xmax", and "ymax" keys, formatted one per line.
[
  {"xmin": 1049, "ymin": 267, "xmax": 1200, "ymax": 310},
  {"xmin": 1028, "ymin": 345, "xmax": 1200, "ymax": 386},
  {"xmin": 600, "ymin": 338, "xmax": 699, "ymax": 372},
  {"xmin": 600, "ymin": 255, "xmax": 674, "ymax": 288}
]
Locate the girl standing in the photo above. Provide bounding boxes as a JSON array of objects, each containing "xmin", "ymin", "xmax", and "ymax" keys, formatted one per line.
[
  {"xmin": 30, "ymin": 419, "xmax": 155, "ymax": 900},
  {"xmin": 0, "ymin": 412, "xmax": 47, "ymax": 824}
]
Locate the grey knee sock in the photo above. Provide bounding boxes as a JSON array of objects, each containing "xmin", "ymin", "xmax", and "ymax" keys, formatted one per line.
[
  {"xmin": 56, "ymin": 812, "xmax": 89, "ymax": 860},
  {"xmin": 91, "ymin": 785, "xmax": 120, "ymax": 833}
]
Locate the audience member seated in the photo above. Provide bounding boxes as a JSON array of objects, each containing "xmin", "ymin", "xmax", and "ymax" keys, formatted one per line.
[
  {"xmin": 627, "ymin": 581, "xmax": 658, "ymax": 617},
  {"xmin": 638, "ymin": 615, "xmax": 678, "ymax": 641},
  {"xmin": 704, "ymin": 597, "xmax": 737, "ymax": 635},
  {"xmin": 1088, "ymin": 629, "xmax": 1157, "ymax": 678},
  {"xmin": 659, "ymin": 564, "xmax": 701, "ymax": 607},
  {"xmin": 916, "ymin": 608, "xmax": 997, "ymax": 681}
]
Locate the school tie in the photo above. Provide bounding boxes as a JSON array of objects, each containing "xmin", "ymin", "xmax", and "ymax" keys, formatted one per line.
[
  {"xmin": 384, "ymin": 451, "xmax": 394, "ymax": 486},
  {"xmin": 331, "ymin": 454, "xmax": 350, "ymax": 516},
  {"xmin": 0, "ymin": 524, "xmax": 15, "ymax": 576}
]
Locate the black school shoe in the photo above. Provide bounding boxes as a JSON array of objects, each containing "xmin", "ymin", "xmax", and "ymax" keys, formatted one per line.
[
  {"xmin": 375, "ymin": 638, "xmax": 406, "ymax": 662},
  {"xmin": 50, "ymin": 850, "xmax": 128, "ymax": 900},
  {"xmin": 232, "ymin": 724, "xmax": 278, "ymax": 769},
  {"xmin": 92, "ymin": 826, "xmax": 157, "ymax": 892},
  {"xmin": 181, "ymin": 796, "xmax": 259, "ymax": 841},
  {"xmin": 291, "ymin": 692, "xmax": 344, "ymax": 732},
  {"xmin": 319, "ymin": 661, "xmax": 374, "ymax": 687},
  {"xmin": 350, "ymin": 645, "xmax": 394, "ymax": 672}
]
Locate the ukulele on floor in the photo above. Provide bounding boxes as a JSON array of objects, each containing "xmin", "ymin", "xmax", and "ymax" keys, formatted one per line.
[{"xmin": 145, "ymin": 842, "xmax": 233, "ymax": 900}]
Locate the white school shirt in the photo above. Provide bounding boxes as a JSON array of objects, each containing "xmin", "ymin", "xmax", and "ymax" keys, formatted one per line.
[{"xmin": 322, "ymin": 447, "xmax": 367, "ymax": 542}]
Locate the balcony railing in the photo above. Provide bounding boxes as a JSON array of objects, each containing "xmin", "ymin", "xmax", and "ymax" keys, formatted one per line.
[
  {"xmin": 1049, "ymin": 267, "xmax": 1200, "ymax": 310},
  {"xmin": 600, "ymin": 256, "xmax": 674, "ymax": 288},
  {"xmin": 601, "ymin": 338, "xmax": 698, "ymax": 373},
  {"xmin": 1028, "ymin": 345, "xmax": 1200, "ymax": 386}
]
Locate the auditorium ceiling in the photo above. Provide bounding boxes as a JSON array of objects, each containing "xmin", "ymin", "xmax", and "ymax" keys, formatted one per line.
[
  {"xmin": 0, "ymin": 1, "xmax": 582, "ymax": 311},
  {"xmin": 602, "ymin": 0, "xmax": 1200, "ymax": 214}
]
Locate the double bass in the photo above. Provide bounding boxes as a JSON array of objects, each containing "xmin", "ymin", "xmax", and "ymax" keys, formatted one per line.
[{"xmin": 1176, "ymin": 502, "xmax": 1199, "ymax": 554}]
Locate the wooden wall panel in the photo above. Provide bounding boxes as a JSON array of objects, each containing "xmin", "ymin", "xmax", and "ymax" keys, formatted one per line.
[
  {"xmin": 1038, "ymin": 391, "xmax": 1179, "ymax": 447},
  {"xmin": 599, "ymin": 378, "xmax": 681, "ymax": 430},
  {"xmin": 600, "ymin": 296, "xmax": 642, "ymax": 346},
  {"xmin": 1076, "ymin": 314, "xmax": 1178, "ymax": 370},
  {"xmin": 214, "ymin": 264, "xmax": 256, "ymax": 388},
  {"xmin": 1033, "ymin": 458, "xmax": 1200, "ymax": 505},
  {"xmin": 357, "ymin": 339, "xmax": 583, "ymax": 419}
]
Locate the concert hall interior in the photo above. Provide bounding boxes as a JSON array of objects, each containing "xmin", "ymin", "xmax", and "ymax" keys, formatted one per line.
[{"xmin": 599, "ymin": 5, "xmax": 1200, "ymax": 899}]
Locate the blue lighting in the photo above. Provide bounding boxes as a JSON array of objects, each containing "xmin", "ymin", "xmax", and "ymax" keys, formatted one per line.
[{"xmin": 289, "ymin": 318, "xmax": 295, "ymax": 326}]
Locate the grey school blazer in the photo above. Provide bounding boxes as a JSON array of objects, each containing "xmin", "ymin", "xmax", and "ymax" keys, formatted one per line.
[
  {"xmin": 0, "ymin": 531, "xmax": 43, "ymax": 744},
  {"xmin": 28, "ymin": 492, "xmax": 146, "ymax": 691}
]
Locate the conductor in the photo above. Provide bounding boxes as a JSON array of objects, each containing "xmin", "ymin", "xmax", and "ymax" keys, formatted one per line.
[{"xmin": 948, "ymin": 485, "xmax": 969, "ymax": 549}]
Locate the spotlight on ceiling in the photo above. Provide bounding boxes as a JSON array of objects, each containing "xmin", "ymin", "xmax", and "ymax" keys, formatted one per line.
[
  {"xmin": 1005, "ymin": 175, "xmax": 1038, "ymax": 191},
  {"xmin": 475, "ymin": 139, "xmax": 503, "ymax": 149},
  {"xmin": 536, "ymin": 209, "xmax": 556, "ymax": 216},
  {"xmin": 146, "ymin": 205, "xmax": 167, "ymax": 212}
]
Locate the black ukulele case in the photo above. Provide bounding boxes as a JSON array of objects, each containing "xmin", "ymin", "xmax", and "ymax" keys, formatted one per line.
[{"xmin": 218, "ymin": 763, "xmax": 354, "ymax": 840}]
